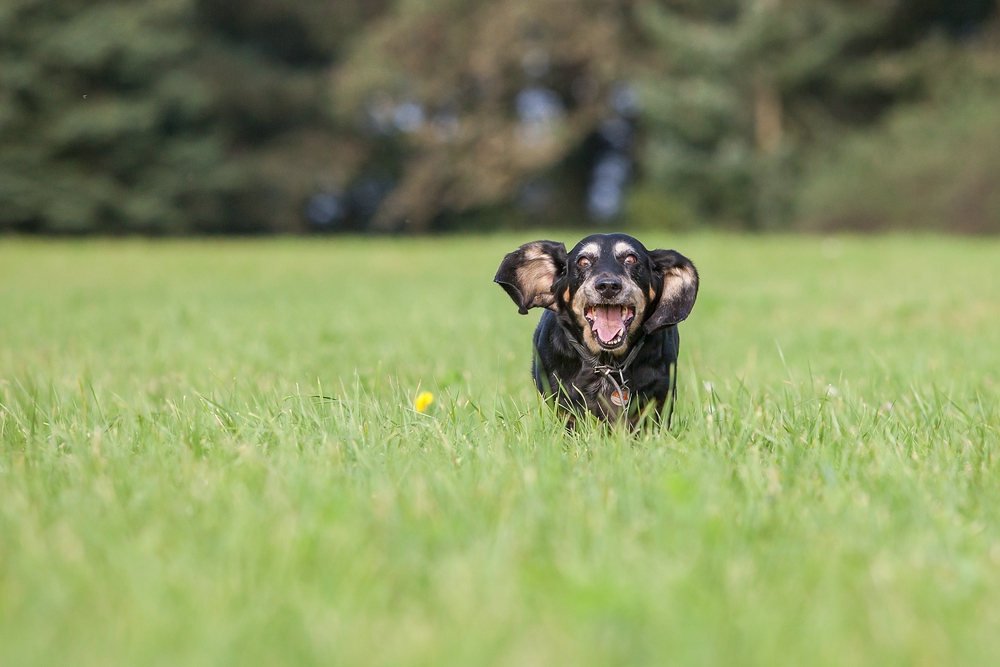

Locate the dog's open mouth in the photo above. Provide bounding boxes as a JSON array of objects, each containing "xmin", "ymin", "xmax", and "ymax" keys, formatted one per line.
[{"xmin": 584, "ymin": 304, "xmax": 636, "ymax": 349}]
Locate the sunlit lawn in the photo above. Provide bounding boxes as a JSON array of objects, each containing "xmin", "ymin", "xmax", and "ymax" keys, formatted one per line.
[{"xmin": 1, "ymin": 234, "xmax": 999, "ymax": 666}]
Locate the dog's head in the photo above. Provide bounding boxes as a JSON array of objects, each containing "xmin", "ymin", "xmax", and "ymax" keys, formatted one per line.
[{"xmin": 495, "ymin": 233, "xmax": 699, "ymax": 356}]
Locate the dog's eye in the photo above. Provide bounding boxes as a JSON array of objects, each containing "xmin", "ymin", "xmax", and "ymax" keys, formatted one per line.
[
  {"xmin": 577, "ymin": 256, "xmax": 592, "ymax": 269},
  {"xmin": 622, "ymin": 254, "xmax": 637, "ymax": 266}
]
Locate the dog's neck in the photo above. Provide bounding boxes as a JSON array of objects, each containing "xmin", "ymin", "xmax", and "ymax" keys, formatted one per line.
[{"xmin": 561, "ymin": 330, "xmax": 647, "ymax": 383}]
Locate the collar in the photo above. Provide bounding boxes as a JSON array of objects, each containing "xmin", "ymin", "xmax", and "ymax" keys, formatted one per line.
[{"xmin": 565, "ymin": 333, "xmax": 647, "ymax": 408}]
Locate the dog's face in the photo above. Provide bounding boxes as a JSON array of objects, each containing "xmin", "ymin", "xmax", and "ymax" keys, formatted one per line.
[
  {"xmin": 568, "ymin": 235, "xmax": 653, "ymax": 353},
  {"xmin": 495, "ymin": 233, "xmax": 698, "ymax": 356}
]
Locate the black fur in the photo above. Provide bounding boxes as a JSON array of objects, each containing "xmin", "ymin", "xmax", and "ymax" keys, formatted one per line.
[{"xmin": 496, "ymin": 233, "xmax": 699, "ymax": 425}]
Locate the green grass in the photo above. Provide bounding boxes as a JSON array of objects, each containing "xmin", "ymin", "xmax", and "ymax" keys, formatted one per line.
[{"xmin": 2, "ymin": 234, "xmax": 1000, "ymax": 666}]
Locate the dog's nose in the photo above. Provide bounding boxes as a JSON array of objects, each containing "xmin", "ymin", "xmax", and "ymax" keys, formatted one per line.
[{"xmin": 595, "ymin": 276, "xmax": 623, "ymax": 298}]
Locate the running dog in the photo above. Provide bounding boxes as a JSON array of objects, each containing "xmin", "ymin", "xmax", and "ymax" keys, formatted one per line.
[{"xmin": 495, "ymin": 233, "xmax": 698, "ymax": 426}]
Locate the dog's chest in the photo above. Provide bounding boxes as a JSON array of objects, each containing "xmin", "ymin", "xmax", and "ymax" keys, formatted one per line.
[{"xmin": 562, "ymin": 365, "xmax": 636, "ymax": 418}]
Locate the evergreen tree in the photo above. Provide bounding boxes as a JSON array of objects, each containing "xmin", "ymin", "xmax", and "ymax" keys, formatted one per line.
[
  {"xmin": 633, "ymin": 0, "xmax": 994, "ymax": 228},
  {"xmin": 0, "ymin": 0, "xmax": 385, "ymax": 233}
]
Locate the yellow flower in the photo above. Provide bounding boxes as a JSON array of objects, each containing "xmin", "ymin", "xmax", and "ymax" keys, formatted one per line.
[{"xmin": 414, "ymin": 391, "xmax": 434, "ymax": 413}]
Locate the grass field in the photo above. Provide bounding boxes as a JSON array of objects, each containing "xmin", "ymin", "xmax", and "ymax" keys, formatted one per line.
[{"xmin": 2, "ymin": 234, "xmax": 1000, "ymax": 666}]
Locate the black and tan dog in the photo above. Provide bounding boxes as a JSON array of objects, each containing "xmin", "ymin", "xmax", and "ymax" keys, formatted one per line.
[{"xmin": 495, "ymin": 233, "xmax": 698, "ymax": 426}]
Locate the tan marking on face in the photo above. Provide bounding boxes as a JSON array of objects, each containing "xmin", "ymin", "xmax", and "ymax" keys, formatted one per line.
[
  {"xmin": 572, "ymin": 277, "xmax": 646, "ymax": 357},
  {"xmin": 648, "ymin": 285, "xmax": 656, "ymax": 302},
  {"xmin": 563, "ymin": 287, "xmax": 570, "ymax": 302},
  {"xmin": 613, "ymin": 241, "xmax": 636, "ymax": 257},
  {"xmin": 579, "ymin": 242, "xmax": 600, "ymax": 258},
  {"xmin": 571, "ymin": 287, "xmax": 604, "ymax": 355}
]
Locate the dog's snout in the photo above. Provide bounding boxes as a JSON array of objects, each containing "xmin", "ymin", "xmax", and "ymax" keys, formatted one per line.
[{"xmin": 595, "ymin": 275, "xmax": 623, "ymax": 298}]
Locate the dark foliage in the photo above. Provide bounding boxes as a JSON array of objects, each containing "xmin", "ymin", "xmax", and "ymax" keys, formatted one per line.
[
  {"xmin": 0, "ymin": 0, "xmax": 997, "ymax": 234},
  {"xmin": 0, "ymin": 0, "xmax": 386, "ymax": 234}
]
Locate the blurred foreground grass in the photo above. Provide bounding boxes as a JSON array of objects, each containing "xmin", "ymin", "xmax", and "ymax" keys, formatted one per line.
[{"xmin": 1, "ymin": 235, "xmax": 1000, "ymax": 666}]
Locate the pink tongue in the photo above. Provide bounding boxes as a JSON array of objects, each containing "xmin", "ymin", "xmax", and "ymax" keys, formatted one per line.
[{"xmin": 593, "ymin": 305, "xmax": 625, "ymax": 343}]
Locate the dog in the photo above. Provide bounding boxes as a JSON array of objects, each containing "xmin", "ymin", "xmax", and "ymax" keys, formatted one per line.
[{"xmin": 495, "ymin": 233, "xmax": 698, "ymax": 426}]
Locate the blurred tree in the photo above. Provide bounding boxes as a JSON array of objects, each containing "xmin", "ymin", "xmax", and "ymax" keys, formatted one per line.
[
  {"xmin": 332, "ymin": 0, "xmax": 641, "ymax": 231},
  {"xmin": 0, "ymin": 0, "xmax": 386, "ymax": 234},
  {"xmin": 0, "ymin": 0, "xmax": 996, "ymax": 234},
  {"xmin": 333, "ymin": 0, "xmax": 999, "ymax": 232},
  {"xmin": 633, "ymin": 0, "xmax": 998, "ymax": 228}
]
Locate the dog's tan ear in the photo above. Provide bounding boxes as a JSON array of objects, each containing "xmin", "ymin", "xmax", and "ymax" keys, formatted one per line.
[
  {"xmin": 644, "ymin": 249, "xmax": 699, "ymax": 333},
  {"xmin": 494, "ymin": 240, "xmax": 567, "ymax": 314}
]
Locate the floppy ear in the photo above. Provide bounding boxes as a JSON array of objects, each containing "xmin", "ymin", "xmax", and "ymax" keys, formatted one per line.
[
  {"xmin": 494, "ymin": 240, "xmax": 567, "ymax": 314},
  {"xmin": 644, "ymin": 249, "xmax": 699, "ymax": 333}
]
